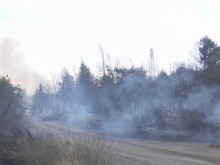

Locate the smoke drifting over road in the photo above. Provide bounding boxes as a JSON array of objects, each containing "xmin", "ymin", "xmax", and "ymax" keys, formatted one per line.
[
  {"xmin": 31, "ymin": 63, "xmax": 220, "ymax": 144},
  {"xmin": 0, "ymin": 38, "xmax": 46, "ymax": 93},
  {"xmin": 29, "ymin": 36, "xmax": 220, "ymax": 143}
]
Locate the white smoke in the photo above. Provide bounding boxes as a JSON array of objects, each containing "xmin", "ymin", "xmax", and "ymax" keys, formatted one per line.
[{"xmin": 0, "ymin": 38, "xmax": 46, "ymax": 93}]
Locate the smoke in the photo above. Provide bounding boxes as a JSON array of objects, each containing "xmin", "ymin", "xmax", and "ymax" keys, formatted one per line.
[
  {"xmin": 88, "ymin": 75, "xmax": 220, "ymax": 140},
  {"xmin": 30, "ymin": 62, "xmax": 220, "ymax": 143},
  {"xmin": 0, "ymin": 38, "xmax": 46, "ymax": 93}
]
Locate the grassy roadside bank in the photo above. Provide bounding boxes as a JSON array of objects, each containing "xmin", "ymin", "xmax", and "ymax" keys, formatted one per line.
[{"xmin": 0, "ymin": 128, "xmax": 116, "ymax": 165}]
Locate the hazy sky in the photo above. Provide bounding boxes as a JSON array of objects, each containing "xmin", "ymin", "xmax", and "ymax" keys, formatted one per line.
[{"xmin": 0, "ymin": 0, "xmax": 220, "ymax": 91}]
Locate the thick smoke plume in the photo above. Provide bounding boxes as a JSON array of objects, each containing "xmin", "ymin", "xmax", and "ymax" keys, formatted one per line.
[{"xmin": 0, "ymin": 38, "xmax": 46, "ymax": 93}]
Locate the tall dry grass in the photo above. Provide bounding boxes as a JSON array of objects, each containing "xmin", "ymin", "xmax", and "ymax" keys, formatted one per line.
[{"xmin": 0, "ymin": 130, "xmax": 116, "ymax": 165}]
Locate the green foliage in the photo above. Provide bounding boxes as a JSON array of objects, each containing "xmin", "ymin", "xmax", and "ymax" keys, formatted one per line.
[
  {"xmin": 77, "ymin": 62, "xmax": 95, "ymax": 88},
  {"xmin": 0, "ymin": 76, "xmax": 26, "ymax": 133},
  {"xmin": 198, "ymin": 36, "xmax": 220, "ymax": 84},
  {"xmin": 59, "ymin": 68, "xmax": 75, "ymax": 96},
  {"xmin": 58, "ymin": 68, "xmax": 75, "ymax": 110},
  {"xmin": 114, "ymin": 66, "xmax": 146, "ymax": 84},
  {"xmin": 199, "ymin": 36, "xmax": 220, "ymax": 69},
  {"xmin": 32, "ymin": 84, "xmax": 49, "ymax": 114}
]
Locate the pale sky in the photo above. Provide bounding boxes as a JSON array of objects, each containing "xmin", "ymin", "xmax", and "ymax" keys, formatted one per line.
[{"xmin": 0, "ymin": 0, "xmax": 220, "ymax": 92}]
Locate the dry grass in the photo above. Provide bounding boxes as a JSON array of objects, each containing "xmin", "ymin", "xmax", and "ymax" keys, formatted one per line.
[{"xmin": 0, "ymin": 130, "xmax": 116, "ymax": 165}]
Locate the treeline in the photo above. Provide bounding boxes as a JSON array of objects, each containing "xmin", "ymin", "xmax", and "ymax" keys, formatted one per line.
[
  {"xmin": 0, "ymin": 73, "xmax": 114, "ymax": 165},
  {"xmin": 0, "ymin": 76, "xmax": 26, "ymax": 135},
  {"xmin": 32, "ymin": 36, "xmax": 220, "ymax": 136}
]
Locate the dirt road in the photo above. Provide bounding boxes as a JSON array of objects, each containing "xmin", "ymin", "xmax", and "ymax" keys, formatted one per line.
[
  {"xmin": 114, "ymin": 138, "xmax": 220, "ymax": 165},
  {"xmin": 42, "ymin": 121, "xmax": 220, "ymax": 165}
]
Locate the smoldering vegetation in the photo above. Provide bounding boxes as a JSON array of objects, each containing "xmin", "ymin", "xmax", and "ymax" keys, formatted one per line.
[
  {"xmin": 32, "ymin": 63, "xmax": 220, "ymax": 143},
  {"xmin": 31, "ymin": 36, "xmax": 220, "ymax": 143},
  {"xmin": 0, "ymin": 36, "xmax": 220, "ymax": 164}
]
